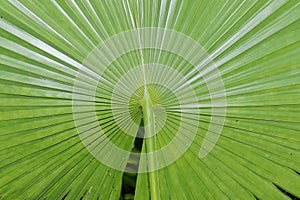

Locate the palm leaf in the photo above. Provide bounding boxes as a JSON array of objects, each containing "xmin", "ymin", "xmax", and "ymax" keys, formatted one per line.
[{"xmin": 1, "ymin": 0, "xmax": 300, "ymax": 199}]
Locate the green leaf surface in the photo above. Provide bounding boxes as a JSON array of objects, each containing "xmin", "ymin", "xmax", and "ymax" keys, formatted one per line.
[{"xmin": 1, "ymin": 0, "xmax": 299, "ymax": 199}]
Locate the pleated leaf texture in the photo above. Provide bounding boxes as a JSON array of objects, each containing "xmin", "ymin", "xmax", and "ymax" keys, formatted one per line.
[{"xmin": 1, "ymin": 0, "xmax": 300, "ymax": 200}]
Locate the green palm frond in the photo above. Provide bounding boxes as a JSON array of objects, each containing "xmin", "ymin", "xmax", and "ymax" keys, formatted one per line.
[{"xmin": 1, "ymin": 0, "xmax": 300, "ymax": 199}]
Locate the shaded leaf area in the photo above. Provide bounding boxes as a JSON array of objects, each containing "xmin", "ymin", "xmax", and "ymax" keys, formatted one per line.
[
  {"xmin": 274, "ymin": 184, "xmax": 300, "ymax": 200},
  {"xmin": 0, "ymin": 0, "xmax": 300, "ymax": 200},
  {"xmin": 120, "ymin": 120, "xmax": 144, "ymax": 200}
]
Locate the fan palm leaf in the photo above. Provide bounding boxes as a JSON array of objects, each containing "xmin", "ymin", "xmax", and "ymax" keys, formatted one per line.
[{"xmin": 0, "ymin": 0, "xmax": 300, "ymax": 199}]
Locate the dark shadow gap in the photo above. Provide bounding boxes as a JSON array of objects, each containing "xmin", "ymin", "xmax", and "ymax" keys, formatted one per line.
[
  {"xmin": 120, "ymin": 119, "xmax": 144, "ymax": 200},
  {"xmin": 273, "ymin": 183, "xmax": 300, "ymax": 200},
  {"xmin": 61, "ymin": 190, "xmax": 70, "ymax": 200},
  {"xmin": 79, "ymin": 187, "xmax": 93, "ymax": 200}
]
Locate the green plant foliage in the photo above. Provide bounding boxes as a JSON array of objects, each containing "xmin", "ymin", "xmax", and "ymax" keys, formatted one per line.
[{"xmin": 0, "ymin": 0, "xmax": 300, "ymax": 199}]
